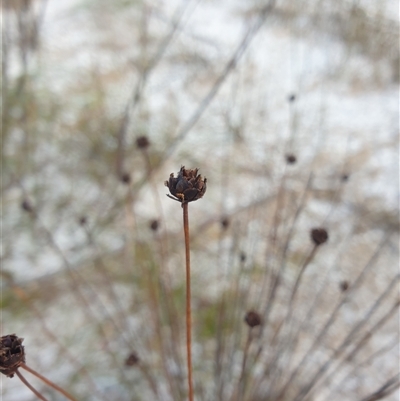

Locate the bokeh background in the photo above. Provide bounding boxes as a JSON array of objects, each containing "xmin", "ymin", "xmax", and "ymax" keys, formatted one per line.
[{"xmin": 2, "ymin": 0, "xmax": 399, "ymax": 400}]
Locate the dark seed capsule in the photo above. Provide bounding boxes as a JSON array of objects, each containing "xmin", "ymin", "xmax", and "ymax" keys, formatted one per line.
[
  {"xmin": 0, "ymin": 334, "xmax": 25, "ymax": 378},
  {"xmin": 136, "ymin": 136, "xmax": 150, "ymax": 149},
  {"xmin": 21, "ymin": 200, "xmax": 33, "ymax": 213},
  {"xmin": 311, "ymin": 228, "xmax": 328, "ymax": 246},
  {"xmin": 221, "ymin": 217, "xmax": 230, "ymax": 230},
  {"xmin": 286, "ymin": 154, "xmax": 297, "ymax": 164},
  {"xmin": 125, "ymin": 352, "xmax": 140, "ymax": 367},
  {"xmin": 120, "ymin": 172, "xmax": 131, "ymax": 184},
  {"xmin": 340, "ymin": 280, "xmax": 349, "ymax": 292},
  {"xmin": 150, "ymin": 219, "xmax": 159, "ymax": 231},
  {"xmin": 244, "ymin": 311, "xmax": 262, "ymax": 328},
  {"xmin": 165, "ymin": 166, "xmax": 207, "ymax": 204}
]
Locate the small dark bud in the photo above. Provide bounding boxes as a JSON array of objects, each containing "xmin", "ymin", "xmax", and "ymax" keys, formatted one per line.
[
  {"xmin": 0, "ymin": 334, "xmax": 25, "ymax": 378},
  {"xmin": 165, "ymin": 166, "xmax": 207, "ymax": 204},
  {"xmin": 136, "ymin": 136, "xmax": 150, "ymax": 149},
  {"xmin": 125, "ymin": 352, "xmax": 140, "ymax": 367},
  {"xmin": 286, "ymin": 154, "xmax": 297, "ymax": 164},
  {"xmin": 221, "ymin": 217, "xmax": 230, "ymax": 230},
  {"xmin": 21, "ymin": 200, "xmax": 33, "ymax": 213},
  {"xmin": 340, "ymin": 280, "xmax": 349, "ymax": 292},
  {"xmin": 150, "ymin": 219, "xmax": 159, "ymax": 231},
  {"xmin": 79, "ymin": 216, "xmax": 87, "ymax": 226},
  {"xmin": 120, "ymin": 172, "xmax": 131, "ymax": 184},
  {"xmin": 311, "ymin": 228, "xmax": 328, "ymax": 246},
  {"xmin": 239, "ymin": 252, "xmax": 246, "ymax": 262},
  {"xmin": 244, "ymin": 311, "xmax": 262, "ymax": 328},
  {"xmin": 288, "ymin": 94, "xmax": 296, "ymax": 102},
  {"xmin": 341, "ymin": 174, "xmax": 349, "ymax": 182}
]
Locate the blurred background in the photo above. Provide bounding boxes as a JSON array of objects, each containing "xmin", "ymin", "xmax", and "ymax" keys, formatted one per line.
[{"xmin": 2, "ymin": 0, "xmax": 399, "ymax": 400}]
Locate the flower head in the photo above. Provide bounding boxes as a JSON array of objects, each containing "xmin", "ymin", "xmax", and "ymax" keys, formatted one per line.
[
  {"xmin": 0, "ymin": 334, "xmax": 25, "ymax": 378},
  {"xmin": 311, "ymin": 228, "xmax": 328, "ymax": 246},
  {"xmin": 165, "ymin": 166, "xmax": 207, "ymax": 204}
]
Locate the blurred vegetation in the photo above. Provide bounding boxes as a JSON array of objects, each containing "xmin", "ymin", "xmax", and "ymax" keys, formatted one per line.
[{"xmin": 2, "ymin": 0, "xmax": 399, "ymax": 400}]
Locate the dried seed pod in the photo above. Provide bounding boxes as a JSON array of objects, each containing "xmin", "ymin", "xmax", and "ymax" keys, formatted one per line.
[
  {"xmin": 165, "ymin": 166, "xmax": 207, "ymax": 204},
  {"xmin": 340, "ymin": 280, "xmax": 349, "ymax": 292},
  {"xmin": 136, "ymin": 136, "xmax": 150, "ymax": 149},
  {"xmin": 21, "ymin": 200, "xmax": 33, "ymax": 213},
  {"xmin": 0, "ymin": 334, "xmax": 25, "ymax": 378},
  {"xmin": 311, "ymin": 228, "xmax": 328, "ymax": 246},
  {"xmin": 125, "ymin": 352, "xmax": 140, "ymax": 367},
  {"xmin": 286, "ymin": 154, "xmax": 297, "ymax": 164},
  {"xmin": 149, "ymin": 219, "xmax": 159, "ymax": 231},
  {"xmin": 220, "ymin": 217, "xmax": 230, "ymax": 230},
  {"xmin": 120, "ymin": 172, "xmax": 131, "ymax": 184},
  {"xmin": 244, "ymin": 311, "xmax": 262, "ymax": 328}
]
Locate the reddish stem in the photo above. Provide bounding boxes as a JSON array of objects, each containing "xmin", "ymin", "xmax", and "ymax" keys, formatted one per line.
[{"xmin": 183, "ymin": 202, "xmax": 194, "ymax": 401}]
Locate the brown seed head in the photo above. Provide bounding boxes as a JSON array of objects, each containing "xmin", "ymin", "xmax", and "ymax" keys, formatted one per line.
[
  {"xmin": 286, "ymin": 154, "xmax": 297, "ymax": 164},
  {"xmin": 340, "ymin": 280, "xmax": 349, "ymax": 292},
  {"xmin": 311, "ymin": 228, "xmax": 328, "ymax": 246},
  {"xmin": 21, "ymin": 200, "xmax": 34, "ymax": 213},
  {"xmin": 0, "ymin": 334, "xmax": 25, "ymax": 378},
  {"xmin": 244, "ymin": 311, "xmax": 262, "ymax": 328},
  {"xmin": 120, "ymin": 172, "xmax": 131, "ymax": 184},
  {"xmin": 221, "ymin": 217, "xmax": 230, "ymax": 230},
  {"xmin": 125, "ymin": 352, "xmax": 140, "ymax": 367},
  {"xmin": 136, "ymin": 136, "xmax": 150, "ymax": 149},
  {"xmin": 150, "ymin": 219, "xmax": 159, "ymax": 231},
  {"xmin": 165, "ymin": 166, "xmax": 207, "ymax": 204}
]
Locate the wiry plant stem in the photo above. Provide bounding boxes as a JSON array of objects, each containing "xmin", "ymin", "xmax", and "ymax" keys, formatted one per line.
[
  {"xmin": 16, "ymin": 369, "xmax": 49, "ymax": 401},
  {"xmin": 183, "ymin": 202, "xmax": 194, "ymax": 401},
  {"xmin": 20, "ymin": 363, "xmax": 79, "ymax": 401}
]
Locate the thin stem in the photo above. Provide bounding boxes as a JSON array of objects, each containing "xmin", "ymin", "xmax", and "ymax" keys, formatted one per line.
[
  {"xmin": 16, "ymin": 369, "xmax": 49, "ymax": 401},
  {"xmin": 20, "ymin": 363, "xmax": 79, "ymax": 401},
  {"xmin": 183, "ymin": 202, "xmax": 194, "ymax": 401}
]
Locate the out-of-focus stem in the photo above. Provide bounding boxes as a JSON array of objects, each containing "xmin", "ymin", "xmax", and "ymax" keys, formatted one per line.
[
  {"xmin": 16, "ymin": 368, "xmax": 49, "ymax": 401},
  {"xmin": 20, "ymin": 363, "xmax": 79, "ymax": 401}
]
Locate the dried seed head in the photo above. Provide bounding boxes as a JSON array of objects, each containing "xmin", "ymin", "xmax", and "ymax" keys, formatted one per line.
[
  {"xmin": 125, "ymin": 352, "xmax": 140, "ymax": 367},
  {"xmin": 21, "ymin": 200, "xmax": 33, "ymax": 213},
  {"xmin": 286, "ymin": 154, "xmax": 297, "ymax": 164},
  {"xmin": 221, "ymin": 217, "xmax": 230, "ymax": 230},
  {"xmin": 165, "ymin": 166, "xmax": 207, "ymax": 204},
  {"xmin": 136, "ymin": 136, "xmax": 150, "ymax": 149},
  {"xmin": 244, "ymin": 311, "xmax": 262, "ymax": 328},
  {"xmin": 340, "ymin": 280, "xmax": 349, "ymax": 292},
  {"xmin": 120, "ymin": 172, "xmax": 131, "ymax": 184},
  {"xmin": 311, "ymin": 228, "xmax": 328, "ymax": 246},
  {"xmin": 0, "ymin": 334, "xmax": 25, "ymax": 378},
  {"xmin": 150, "ymin": 219, "xmax": 159, "ymax": 231}
]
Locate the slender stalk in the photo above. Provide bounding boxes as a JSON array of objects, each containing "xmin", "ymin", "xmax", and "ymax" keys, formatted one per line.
[
  {"xmin": 183, "ymin": 202, "xmax": 194, "ymax": 401},
  {"xmin": 20, "ymin": 363, "xmax": 79, "ymax": 401},
  {"xmin": 16, "ymin": 369, "xmax": 49, "ymax": 401}
]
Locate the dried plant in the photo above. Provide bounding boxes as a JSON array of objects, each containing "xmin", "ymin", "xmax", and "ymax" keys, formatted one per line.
[{"xmin": 2, "ymin": 1, "xmax": 398, "ymax": 401}]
